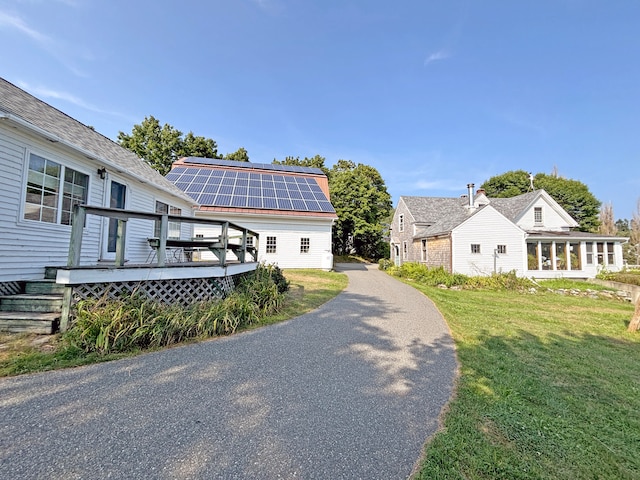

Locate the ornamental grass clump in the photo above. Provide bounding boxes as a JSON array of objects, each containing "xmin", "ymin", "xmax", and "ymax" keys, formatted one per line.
[{"xmin": 64, "ymin": 265, "xmax": 286, "ymax": 355}]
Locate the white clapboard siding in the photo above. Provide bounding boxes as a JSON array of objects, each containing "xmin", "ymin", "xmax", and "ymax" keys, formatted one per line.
[
  {"xmin": 0, "ymin": 127, "xmax": 102, "ymax": 280},
  {"xmin": 0, "ymin": 124, "xmax": 195, "ymax": 281},
  {"xmin": 193, "ymin": 212, "xmax": 333, "ymax": 269},
  {"xmin": 452, "ymin": 207, "xmax": 526, "ymax": 276},
  {"xmin": 517, "ymin": 197, "xmax": 573, "ymax": 231}
]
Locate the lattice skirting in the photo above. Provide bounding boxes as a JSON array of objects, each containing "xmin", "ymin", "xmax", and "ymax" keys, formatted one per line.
[
  {"xmin": 0, "ymin": 281, "xmax": 24, "ymax": 296},
  {"xmin": 69, "ymin": 274, "xmax": 244, "ymax": 308}
]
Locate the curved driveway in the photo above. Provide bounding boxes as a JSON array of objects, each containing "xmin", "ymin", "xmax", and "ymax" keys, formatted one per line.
[{"xmin": 0, "ymin": 264, "xmax": 457, "ymax": 479}]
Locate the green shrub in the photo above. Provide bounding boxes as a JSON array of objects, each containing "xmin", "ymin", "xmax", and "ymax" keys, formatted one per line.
[
  {"xmin": 597, "ymin": 271, "xmax": 640, "ymax": 286},
  {"xmin": 388, "ymin": 263, "xmax": 468, "ymax": 287},
  {"xmin": 64, "ymin": 265, "xmax": 287, "ymax": 355},
  {"xmin": 464, "ymin": 270, "xmax": 535, "ymax": 291},
  {"xmin": 378, "ymin": 258, "xmax": 393, "ymax": 271}
]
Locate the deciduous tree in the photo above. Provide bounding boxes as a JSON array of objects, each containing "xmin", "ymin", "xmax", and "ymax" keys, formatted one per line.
[
  {"xmin": 224, "ymin": 147, "xmax": 250, "ymax": 162},
  {"xmin": 599, "ymin": 202, "xmax": 617, "ymax": 235},
  {"xmin": 329, "ymin": 160, "xmax": 392, "ymax": 259},
  {"xmin": 273, "ymin": 155, "xmax": 329, "ymax": 176},
  {"xmin": 481, "ymin": 169, "xmax": 601, "ymax": 232},
  {"xmin": 117, "ymin": 116, "xmax": 220, "ymax": 175}
]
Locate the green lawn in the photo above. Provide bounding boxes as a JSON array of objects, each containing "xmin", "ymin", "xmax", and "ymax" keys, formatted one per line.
[{"xmin": 410, "ymin": 284, "xmax": 639, "ymax": 479}]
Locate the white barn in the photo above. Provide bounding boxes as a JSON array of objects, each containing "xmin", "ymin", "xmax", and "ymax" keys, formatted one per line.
[{"xmin": 167, "ymin": 158, "xmax": 337, "ymax": 270}]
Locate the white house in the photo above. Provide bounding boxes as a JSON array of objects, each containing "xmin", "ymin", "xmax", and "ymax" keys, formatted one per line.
[
  {"xmin": 391, "ymin": 184, "xmax": 627, "ymax": 278},
  {"xmin": 0, "ymin": 77, "xmax": 200, "ymax": 284},
  {"xmin": 167, "ymin": 157, "xmax": 337, "ymax": 270}
]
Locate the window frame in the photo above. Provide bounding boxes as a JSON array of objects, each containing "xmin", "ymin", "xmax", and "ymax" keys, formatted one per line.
[
  {"xmin": 471, "ymin": 244, "xmax": 481, "ymax": 254},
  {"xmin": 402, "ymin": 241, "xmax": 408, "ymax": 260},
  {"xmin": 534, "ymin": 206, "xmax": 543, "ymax": 224},
  {"xmin": 23, "ymin": 152, "xmax": 89, "ymax": 227},
  {"xmin": 300, "ymin": 237, "xmax": 310, "ymax": 254},
  {"xmin": 496, "ymin": 244, "xmax": 507, "ymax": 255},
  {"xmin": 421, "ymin": 239, "xmax": 427, "ymax": 262},
  {"xmin": 266, "ymin": 236, "xmax": 277, "ymax": 254},
  {"xmin": 398, "ymin": 214, "xmax": 404, "ymax": 232},
  {"xmin": 154, "ymin": 201, "xmax": 182, "ymax": 240}
]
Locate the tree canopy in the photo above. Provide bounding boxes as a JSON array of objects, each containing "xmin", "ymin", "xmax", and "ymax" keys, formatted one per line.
[
  {"xmin": 480, "ymin": 170, "xmax": 601, "ymax": 232},
  {"xmin": 118, "ymin": 116, "xmax": 220, "ymax": 175},
  {"xmin": 224, "ymin": 147, "xmax": 250, "ymax": 162},
  {"xmin": 273, "ymin": 155, "xmax": 329, "ymax": 176},
  {"xmin": 329, "ymin": 160, "xmax": 392, "ymax": 259}
]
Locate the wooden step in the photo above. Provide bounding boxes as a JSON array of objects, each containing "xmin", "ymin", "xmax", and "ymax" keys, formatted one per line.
[
  {"xmin": 0, "ymin": 312, "xmax": 60, "ymax": 334},
  {"xmin": 0, "ymin": 294, "xmax": 63, "ymax": 313},
  {"xmin": 25, "ymin": 280, "xmax": 65, "ymax": 295}
]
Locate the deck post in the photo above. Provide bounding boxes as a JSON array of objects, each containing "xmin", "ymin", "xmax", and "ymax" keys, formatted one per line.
[
  {"xmin": 157, "ymin": 215, "xmax": 168, "ymax": 267},
  {"xmin": 67, "ymin": 205, "xmax": 86, "ymax": 267},
  {"xmin": 220, "ymin": 222, "xmax": 228, "ymax": 266},
  {"xmin": 115, "ymin": 219, "xmax": 127, "ymax": 266},
  {"xmin": 59, "ymin": 286, "xmax": 73, "ymax": 332}
]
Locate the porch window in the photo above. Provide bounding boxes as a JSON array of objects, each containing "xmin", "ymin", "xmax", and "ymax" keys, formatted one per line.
[
  {"xmin": 421, "ymin": 239, "xmax": 427, "ymax": 262},
  {"xmin": 541, "ymin": 242, "xmax": 552, "ymax": 270},
  {"xmin": 555, "ymin": 243, "xmax": 567, "ymax": 270},
  {"xmin": 607, "ymin": 242, "xmax": 614, "ymax": 265},
  {"xmin": 471, "ymin": 244, "xmax": 481, "ymax": 254},
  {"xmin": 266, "ymin": 236, "xmax": 277, "ymax": 253},
  {"xmin": 527, "ymin": 242, "xmax": 539, "ymax": 270},
  {"xmin": 154, "ymin": 201, "xmax": 182, "ymax": 239},
  {"xmin": 300, "ymin": 237, "xmax": 310, "ymax": 254},
  {"xmin": 586, "ymin": 243, "xmax": 594, "ymax": 264},
  {"xmin": 399, "ymin": 214, "xmax": 404, "ymax": 232},
  {"xmin": 597, "ymin": 242, "xmax": 604, "ymax": 265},
  {"xmin": 570, "ymin": 243, "xmax": 581, "ymax": 270},
  {"xmin": 24, "ymin": 153, "xmax": 88, "ymax": 226},
  {"xmin": 534, "ymin": 207, "xmax": 543, "ymax": 224}
]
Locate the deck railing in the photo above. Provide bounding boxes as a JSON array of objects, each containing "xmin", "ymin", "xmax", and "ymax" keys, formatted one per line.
[{"xmin": 68, "ymin": 205, "xmax": 259, "ymax": 268}]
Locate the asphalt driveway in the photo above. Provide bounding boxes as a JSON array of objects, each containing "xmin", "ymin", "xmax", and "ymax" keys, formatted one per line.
[{"xmin": 0, "ymin": 263, "xmax": 457, "ymax": 479}]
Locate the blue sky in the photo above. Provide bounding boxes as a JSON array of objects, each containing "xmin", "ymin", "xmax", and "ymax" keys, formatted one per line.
[{"xmin": 2, "ymin": 0, "xmax": 639, "ymax": 219}]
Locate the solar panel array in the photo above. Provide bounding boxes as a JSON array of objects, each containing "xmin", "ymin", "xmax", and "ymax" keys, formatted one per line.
[
  {"xmin": 167, "ymin": 167, "xmax": 336, "ymax": 213},
  {"xmin": 182, "ymin": 157, "xmax": 325, "ymax": 175}
]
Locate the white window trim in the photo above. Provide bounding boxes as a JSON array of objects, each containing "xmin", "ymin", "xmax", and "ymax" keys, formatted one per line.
[
  {"xmin": 399, "ymin": 214, "xmax": 404, "ymax": 232},
  {"xmin": 19, "ymin": 149, "xmax": 92, "ymax": 231}
]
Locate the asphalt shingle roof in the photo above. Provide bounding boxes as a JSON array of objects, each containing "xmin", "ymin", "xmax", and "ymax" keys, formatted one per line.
[
  {"xmin": 0, "ymin": 77, "xmax": 195, "ymax": 205},
  {"xmin": 400, "ymin": 190, "xmax": 545, "ymax": 237}
]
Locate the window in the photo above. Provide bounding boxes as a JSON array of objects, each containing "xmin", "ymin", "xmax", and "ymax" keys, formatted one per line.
[
  {"xmin": 24, "ymin": 153, "xmax": 88, "ymax": 225},
  {"xmin": 586, "ymin": 243, "xmax": 594, "ymax": 264},
  {"xmin": 534, "ymin": 207, "xmax": 543, "ymax": 224},
  {"xmin": 300, "ymin": 237, "xmax": 310, "ymax": 254},
  {"xmin": 570, "ymin": 243, "xmax": 581, "ymax": 270},
  {"xmin": 399, "ymin": 214, "xmax": 404, "ymax": 232},
  {"xmin": 421, "ymin": 239, "xmax": 427, "ymax": 262},
  {"xmin": 154, "ymin": 201, "xmax": 182, "ymax": 239},
  {"xmin": 266, "ymin": 236, "xmax": 277, "ymax": 253},
  {"xmin": 497, "ymin": 245, "xmax": 507, "ymax": 254},
  {"xmin": 246, "ymin": 236, "xmax": 254, "ymax": 248},
  {"xmin": 403, "ymin": 241, "xmax": 408, "ymax": 260},
  {"xmin": 471, "ymin": 244, "xmax": 481, "ymax": 254},
  {"xmin": 527, "ymin": 242, "xmax": 539, "ymax": 270},
  {"xmin": 607, "ymin": 242, "xmax": 614, "ymax": 265}
]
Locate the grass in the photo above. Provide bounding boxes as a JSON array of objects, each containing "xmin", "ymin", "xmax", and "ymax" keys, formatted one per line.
[
  {"xmin": 0, "ymin": 269, "xmax": 347, "ymax": 377},
  {"xmin": 409, "ymin": 284, "xmax": 639, "ymax": 479}
]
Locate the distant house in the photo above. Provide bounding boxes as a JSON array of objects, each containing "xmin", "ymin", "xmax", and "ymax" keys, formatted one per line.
[
  {"xmin": 391, "ymin": 184, "xmax": 627, "ymax": 278},
  {"xmin": 167, "ymin": 157, "xmax": 338, "ymax": 269},
  {"xmin": 0, "ymin": 77, "xmax": 198, "ymax": 284}
]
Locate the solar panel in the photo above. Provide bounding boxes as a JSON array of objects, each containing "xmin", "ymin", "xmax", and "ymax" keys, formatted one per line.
[
  {"xmin": 169, "ymin": 166, "xmax": 335, "ymax": 213},
  {"xmin": 181, "ymin": 157, "xmax": 325, "ymax": 175}
]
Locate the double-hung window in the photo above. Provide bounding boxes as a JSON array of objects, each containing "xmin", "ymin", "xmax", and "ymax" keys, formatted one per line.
[
  {"xmin": 300, "ymin": 237, "xmax": 310, "ymax": 254},
  {"xmin": 24, "ymin": 153, "xmax": 89, "ymax": 226},
  {"xmin": 266, "ymin": 236, "xmax": 277, "ymax": 253},
  {"xmin": 154, "ymin": 201, "xmax": 182, "ymax": 239},
  {"xmin": 534, "ymin": 207, "xmax": 543, "ymax": 224}
]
